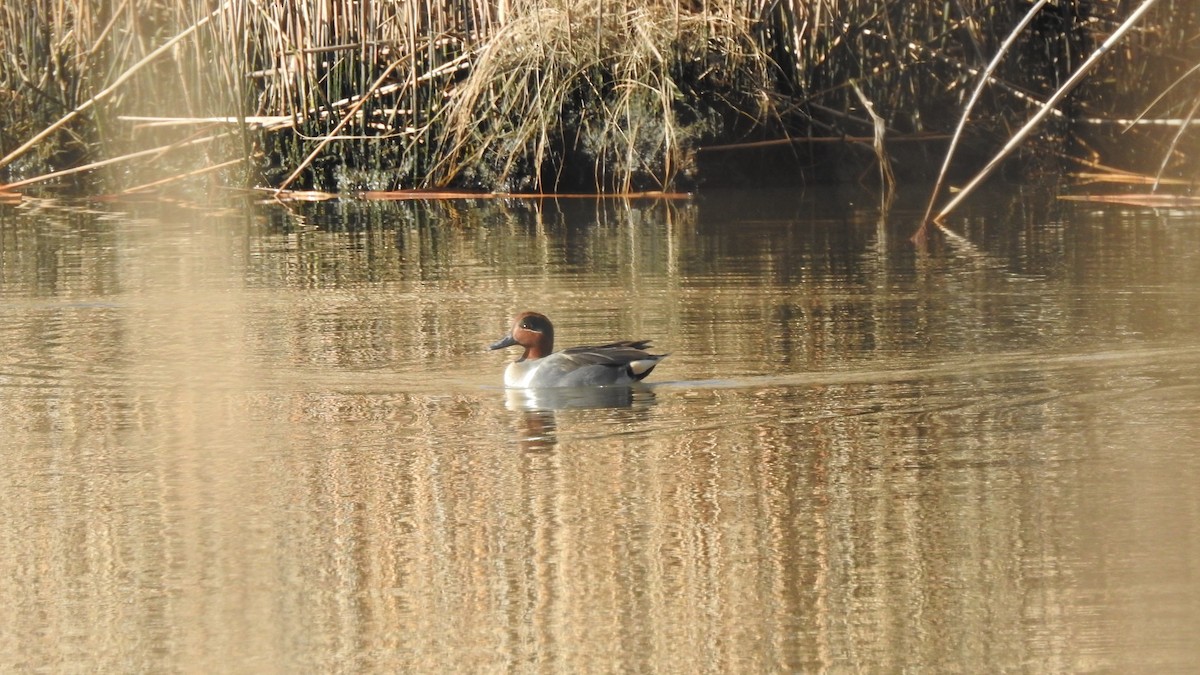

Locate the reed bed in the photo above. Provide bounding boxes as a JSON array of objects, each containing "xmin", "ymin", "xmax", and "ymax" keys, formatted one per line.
[{"xmin": 1, "ymin": 0, "xmax": 1197, "ymax": 199}]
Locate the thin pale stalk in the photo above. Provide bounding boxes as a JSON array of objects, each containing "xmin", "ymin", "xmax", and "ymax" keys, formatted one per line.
[
  {"xmin": 919, "ymin": 0, "xmax": 1049, "ymax": 229},
  {"xmin": 935, "ymin": 0, "xmax": 1162, "ymax": 221},
  {"xmin": 121, "ymin": 156, "xmax": 248, "ymax": 194},
  {"xmin": 1129, "ymin": 61, "xmax": 1200, "ymax": 128},
  {"xmin": 275, "ymin": 57, "xmax": 407, "ymax": 193},
  {"xmin": 1, "ymin": 133, "xmax": 227, "ymax": 191},
  {"xmin": 1152, "ymin": 95, "xmax": 1200, "ymax": 191},
  {"xmin": 851, "ymin": 80, "xmax": 895, "ymax": 208}
]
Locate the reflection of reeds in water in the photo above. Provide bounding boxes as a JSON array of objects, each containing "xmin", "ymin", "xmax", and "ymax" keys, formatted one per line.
[
  {"xmin": 4, "ymin": 196, "xmax": 1199, "ymax": 670},
  {"xmin": 1, "ymin": 1, "xmax": 1198, "ymax": 193}
]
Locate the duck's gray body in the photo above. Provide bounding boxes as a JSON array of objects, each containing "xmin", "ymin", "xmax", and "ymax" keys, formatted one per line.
[{"xmin": 502, "ymin": 341, "xmax": 664, "ymax": 388}]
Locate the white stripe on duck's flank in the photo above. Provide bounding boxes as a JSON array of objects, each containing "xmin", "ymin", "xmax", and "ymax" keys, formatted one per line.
[
  {"xmin": 489, "ymin": 311, "xmax": 667, "ymax": 388},
  {"xmin": 627, "ymin": 359, "xmax": 658, "ymax": 377}
]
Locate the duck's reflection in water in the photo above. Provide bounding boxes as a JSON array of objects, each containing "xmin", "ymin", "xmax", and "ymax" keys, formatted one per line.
[
  {"xmin": 505, "ymin": 386, "xmax": 658, "ymax": 451},
  {"xmin": 505, "ymin": 385, "xmax": 655, "ymax": 411}
]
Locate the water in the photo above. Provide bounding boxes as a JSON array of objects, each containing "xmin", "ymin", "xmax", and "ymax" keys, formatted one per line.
[{"xmin": 1, "ymin": 189, "xmax": 1198, "ymax": 672}]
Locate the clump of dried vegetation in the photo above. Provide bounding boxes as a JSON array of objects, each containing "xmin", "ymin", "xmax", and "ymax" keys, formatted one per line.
[
  {"xmin": 434, "ymin": 2, "xmax": 771, "ymax": 192},
  {"xmin": 0, "ymin": 0, "xmax": 1197, "ymax": 206}
]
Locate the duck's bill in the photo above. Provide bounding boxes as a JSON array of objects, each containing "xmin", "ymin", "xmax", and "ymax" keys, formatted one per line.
[{"xmin": 489, "ymin": 335, "xmax": 518, "ymax": 350}]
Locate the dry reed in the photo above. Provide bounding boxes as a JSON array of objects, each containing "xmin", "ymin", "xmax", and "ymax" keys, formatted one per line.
[{"xmin": 0, "ymin": 0, "xmax": 1197, "ymax": 196}]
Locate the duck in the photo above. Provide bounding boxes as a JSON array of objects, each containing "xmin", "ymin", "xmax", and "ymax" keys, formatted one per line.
[{"xmin": 489, "ymin": 311, "xmax": 667, "ymax": 388}]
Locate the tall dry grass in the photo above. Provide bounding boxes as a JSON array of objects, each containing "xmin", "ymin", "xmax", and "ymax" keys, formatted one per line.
[
  {"xmin": 1, "ymin": 0, "xmax": 1197, "ymax": 194},
  {"xmin": 434, "ymin": 2, "xmax": 773, "ymax": 191}
]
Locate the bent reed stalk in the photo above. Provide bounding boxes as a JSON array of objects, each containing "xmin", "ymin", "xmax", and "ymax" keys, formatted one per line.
[{"xmin": 1, "ymin": 0, "xmax": 1197, "ymax": 196}]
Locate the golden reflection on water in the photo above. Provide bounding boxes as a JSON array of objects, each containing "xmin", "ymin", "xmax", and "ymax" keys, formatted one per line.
[{"xmin": 0, "ymin": 195, "xmax": 1198, "ymax": 671}]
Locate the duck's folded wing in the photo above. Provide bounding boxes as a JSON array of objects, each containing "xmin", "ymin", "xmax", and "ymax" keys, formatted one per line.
[{"xmin": 558, "ymin": 342, "xmax": 660, "ymax": 367}]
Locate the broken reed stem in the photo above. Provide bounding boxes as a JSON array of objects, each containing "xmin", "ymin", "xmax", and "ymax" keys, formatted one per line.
[
  {"xmin": 0, "ymin": 0, "xmax": 233, "ymax": 173},
  {"xmin": 1, "ymin": 133, "xmax": 228, "ymax": 190},
  {"xmin": 120, "ymin": 155, "xmax": 249, "ymax": 194},
  {"xmin": 934, "ymin": 0, "xmax": 1162, "ymax": 221},
  {"xmin": 274, "ymin": 56, "xmax": 409, "ymax": 193},
  {"xmin": 850, "ymin": 80, "xmax": 894, "ymax": 208}
]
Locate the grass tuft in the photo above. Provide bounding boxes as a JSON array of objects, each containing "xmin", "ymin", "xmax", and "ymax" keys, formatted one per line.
[{"xmin": 434, "ymin": 2, "xmax": 773, "ymax": 192}]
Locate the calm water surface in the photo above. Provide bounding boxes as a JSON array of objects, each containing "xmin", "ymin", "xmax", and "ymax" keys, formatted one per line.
[{"xmin": 1, "ymin": 190, "xmax": 1198, "ymax": 672}]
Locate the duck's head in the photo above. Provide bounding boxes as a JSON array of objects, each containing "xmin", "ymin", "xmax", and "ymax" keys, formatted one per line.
[{"xmin": 489, "ymin": 311, "xmax": 555, "ymax": 361}]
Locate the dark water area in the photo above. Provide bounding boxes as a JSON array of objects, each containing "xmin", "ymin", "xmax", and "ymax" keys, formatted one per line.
[{"xmin": 1, "ymin": 187, "xmax": 1198, "ymax": 672}]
